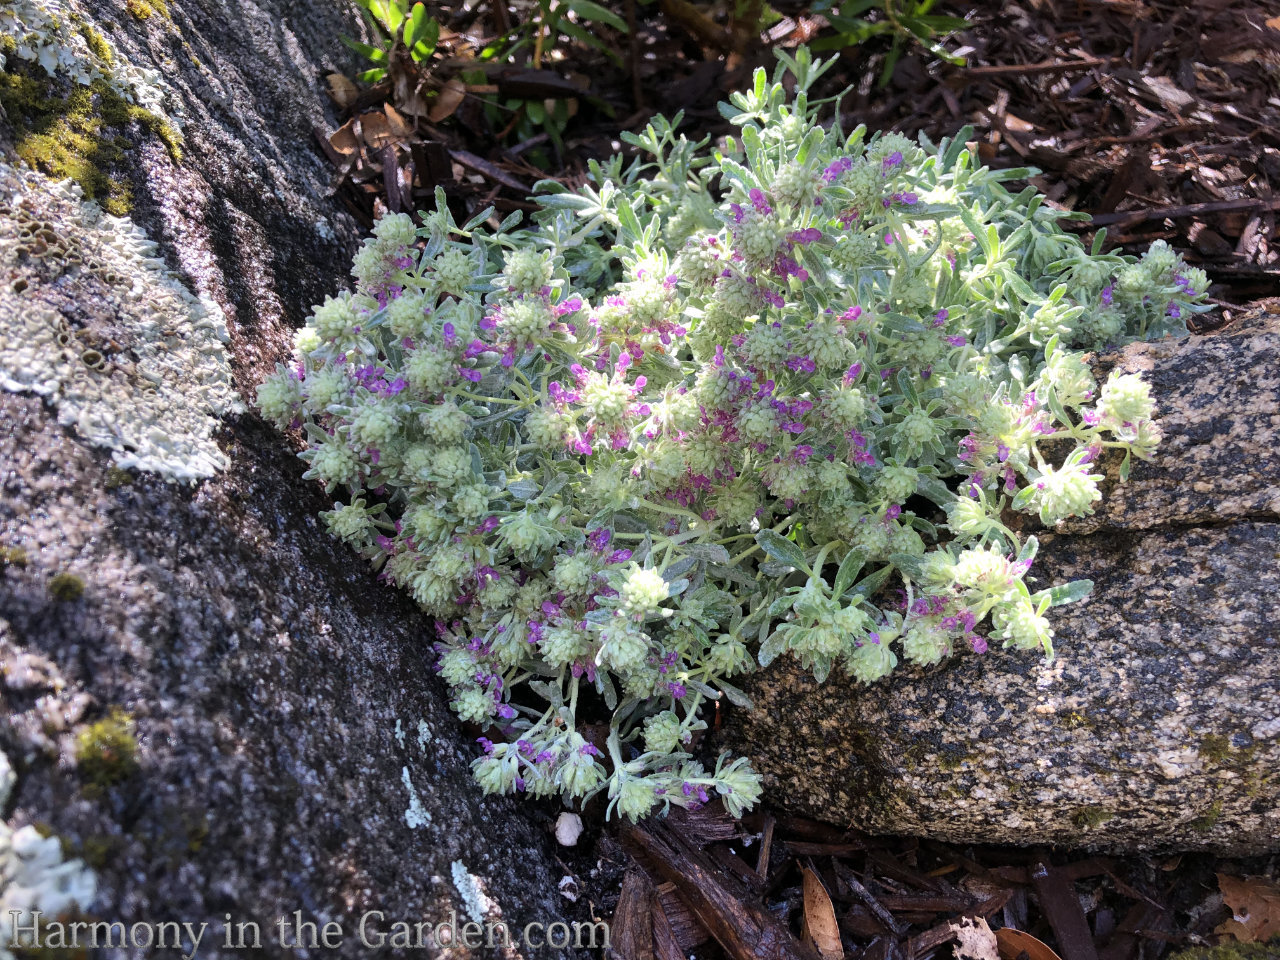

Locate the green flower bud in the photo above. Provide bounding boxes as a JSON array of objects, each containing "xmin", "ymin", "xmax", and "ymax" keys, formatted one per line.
[
  {"xmin": 612, "ymin": 773, "xmax": 658, "ymax": 822},
  {"xmin": 642, "ymin": 711, "xmax": 686, "ymax": 755},
  {"xmin": 877, "ymin": 463, "xmax": 918, "ymax": 504},
  {"xmin": 559, "ymin": 734, "xmax": 605, "ymax": 798},
  {"xmin": 434, "ymin": 247, "xmax": 475, "ymax": 296},
  {"xmin": 301, "ymin": 366, "xmax": 349, "ymax": 414},
  {"xmin": 993, "ymin": 599, "xmax": 1054, "ymax": 656},
  {"xmin": 676, "ymin": 235, "xmax": 724, "ymax": 289},
  {"xmin": 1097, "ymin": 372, "xmax": 1154, "ymax": 426},
  {"xmin": 1032, "ymin": 459, "xmax": 1102, "ymax": 524},
  {"xmin": 349, "ymin": 400, "xmax": 399, "ymax": 447},
  {"xmin": 501, "ymin": 248, "xmax": 553, "ymax": 295},
  {"xmin": 312, "ymin": 295, "xmax": 358, "ymax": 342},
  {"xmin": 618, "ymin": 566, "xmax": 669, "ymax": 619},
  {"xmin": 387, "ymin": 292, "xmax": 428, "ymax": 339},
  {"xmin": 846, "ymin": 637, "xmax": 898, "ymax": 683},
  {"xmin": 255, "ymin": 366, "xmax": 302, "ymax": 427},
  {"xmin": 452, "ymin": 685, "xmax": 494, "ymax": 723},
  {"xmin": 714, "ymin": 756, "xmax": 762, "ymax": 818},
  {"xmin": 599, "ymin": 623, "xmax": 651, "ymax": 673},
  {"xmin": 541, "ymin": 625, "xmax": 590, "ymax": 668},
  {"xmin": 374, "ymin": 212, "xmax": 417, "ymax": 248},
  {"xmin": 323, "ymin": 499, "xmax": 376, "ymax": 542}
]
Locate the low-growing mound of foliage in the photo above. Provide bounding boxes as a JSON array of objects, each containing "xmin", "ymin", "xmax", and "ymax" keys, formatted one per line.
[{"xmin": 257, "ymin": 49, "xmax": 1209, "ymax": 821}]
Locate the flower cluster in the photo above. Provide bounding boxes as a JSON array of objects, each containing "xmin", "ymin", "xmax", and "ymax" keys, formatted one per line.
[{"xmin": 257, "ymin": 48, "xmax": 1207, "ymax": 821}]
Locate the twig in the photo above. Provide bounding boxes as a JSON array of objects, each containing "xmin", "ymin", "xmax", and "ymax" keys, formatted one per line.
[
  {"xmin": 756, "ymin": 815, "xmax": 774, "ymax": 880},
  {"xmin": 833, "ymin": 863, "xmax": 907, "ymax": 937},
  {"xmin": 658, "ymin": 0, "xmax": 734, "ymax": 51},
  {"xmin": 623, "ymin": 819, "xmax": 821, "ymax": 960},
  {"xmin": 1030, "ymin": 861, "xmax": 1099, "ymax": 960},
  {"xmin": 1088, "ymin": 196, "xmax": 1280, "ymax": 227},
  {"xmin": 449, "ymin": 149, "xmax": 530, "ymax": 194},
  {"xmin": 964, "ymin": 57, "xmax": 1114, "ymax": 77}
]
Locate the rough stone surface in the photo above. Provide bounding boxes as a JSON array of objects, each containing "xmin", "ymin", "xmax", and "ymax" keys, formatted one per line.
[
  {"xmin": 0, "ymin": 1, "xmax": 593, "ymax": 955},
  {"xmin": 719, "ymin": 315, "xmax": 1280, "ymax": 855}
]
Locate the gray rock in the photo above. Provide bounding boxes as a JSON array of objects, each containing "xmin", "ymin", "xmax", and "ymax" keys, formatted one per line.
[
  {"xmin": 0, "ymin": 1, "xmax": 593, "ymax": 956},
  {"xmin": 719, "ymin": 314, "xmax": 1280, "ymax": 854}
]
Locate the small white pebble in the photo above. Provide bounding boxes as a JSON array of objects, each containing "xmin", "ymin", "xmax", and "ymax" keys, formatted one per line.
[{"xmin": 555, "ymin": 811, "xmax": 584, "ymax": 847}]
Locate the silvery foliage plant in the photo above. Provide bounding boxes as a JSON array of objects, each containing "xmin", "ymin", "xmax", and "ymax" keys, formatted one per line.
[{"xmin": 257, "ymin": 49, "xmax": 1210, "ymax": 822}]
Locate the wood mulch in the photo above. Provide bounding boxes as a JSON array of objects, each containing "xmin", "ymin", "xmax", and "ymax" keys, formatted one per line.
[
  {"xmin": 314, "ymin": 0, "xmax": 1280, "ymax": 315},
  {"xmin": 581, "ymin": 801, "xmax": 1275, "ymax": 960}
]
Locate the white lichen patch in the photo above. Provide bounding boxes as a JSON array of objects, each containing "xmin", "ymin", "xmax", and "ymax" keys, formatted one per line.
[
  {"xmin": 0, "ymin": 748, "xmax": 97, "ymax": 960},
  {"xmin": 0, "ymin": 162, "xmax": 241, "ymax": 481},
  {"xmin": 0, "ymin": 0, "xmax": 183, "ymax": 133},
  {"xmin": 449, "ymin": 860, "xmax": 495, "ymax": 925},
  {"xmin": 401, "ymin": 766, "xmax": 430, "ymax": 829}
]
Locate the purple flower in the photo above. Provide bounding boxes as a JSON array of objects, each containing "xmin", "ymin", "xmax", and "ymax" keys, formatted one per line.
[
  {"xmin": 748, "ymin": 188, "xmax": 772, "ymax": 214},
  {"xmin": 823, "ymin": 157, "xmax": 853, "ymax": 182},
  {"xmin": 788, "ymin": 228, "xmax": 823, "ymax": 244},
  {"xmin": 555, "ymin": 296, "xmax": 583, "ymax": 316},
  {"xmin": 1101, "ymin": 284, "xmax": 1114, "ymax": 307}
]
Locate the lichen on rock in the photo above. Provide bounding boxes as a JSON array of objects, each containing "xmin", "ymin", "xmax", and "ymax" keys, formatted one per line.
[
  {"xmin": 0, "ymin": 160, "xmax": 242, "ymax": 481},
  {"xmin": 0, "ymin": 748, "xmax": 98, "ymax": 960},
  {"xmin": 0, "ymin": 0, "xmax": 181, "ymax": 128}
]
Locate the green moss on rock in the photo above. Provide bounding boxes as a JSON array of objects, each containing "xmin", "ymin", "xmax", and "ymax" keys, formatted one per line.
[
  {"xmin": 1071, "ymin": 805, "xmax": 1113, "ymax": 829},
  {"xmin": 78, "ymin": 23, "xmax": 113, "ymax": 64},
  {"xmin": 48, "ymin": 571, "xmax": 84, "ymax": 601},
  {"xmin": 103, "ymin": 465, "xmax": 134, "ymax": 489},
  {"xmin": 1169, "ymin": 940, "xmax": 1280, "ymax": 960},
  {"xmin": 125, "ymin": 0, "xmax": 169, "ymax": 20},
  {"xmin": 1, "ymin": 545, "xmax": 29, "ymax": 568},
  {"xmin": 1199, "ymin": 734, "xmax": 1232, "ymax": 763},
  {"xmin": 0, "ymin": 67, "xmax": 181, "ymax": 216},
  {"xmin": 74, "ymin": 708, "xmax": 139, "ymax": 790},
  {"xmin": 1189, "ymin": 799, "xmax": 1224, "ymax": 832}
]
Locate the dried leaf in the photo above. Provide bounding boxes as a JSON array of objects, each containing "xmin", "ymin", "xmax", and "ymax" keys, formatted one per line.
[
  {"xmin": 1216, "ymin": 874, "xmax": 1280, "ymax": 942},
  {"xmin": 951, "ymin": 916, "xmax": 999, "ymax": 960},
  {"xmin": 328, "ymin": 118, "xmax": 360, "ymax": 157},
  {"xmin": 802, "ymin": 865, "xmax": 844, "ymax": 960},
  {"xmin": 326, "ymin": 72, "xmax": 359, "ymax": 110},
  {"xmin": 359, "ymin": 110, "xmax": 395, "ymax": 150},
  {"xmin": 1267, "ymin": 15, "xmax": 1280, "ymax": 31},
  {"xmin": 383, "ymin": 102, "xmax": 412, "ymax": 139},
  {"xmin": 429, "ymin": 78, "xmax": 467, "ymax": 123},
  {"xmin": 995, "ymin": 927, "xmax": 1063, "ymax": 960}
]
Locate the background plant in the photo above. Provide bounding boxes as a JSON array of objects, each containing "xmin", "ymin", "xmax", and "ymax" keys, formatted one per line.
[
  {"xmin": 343, "ymin": 0, "xmax": 441, "ymax": 85},
  {"xmin": 257, "ymin": 48, "xmax": 1209, "ymax": 822},
  {"xmin": 810, "ymin": 0, "xmax": 970, "ymax": 85}
]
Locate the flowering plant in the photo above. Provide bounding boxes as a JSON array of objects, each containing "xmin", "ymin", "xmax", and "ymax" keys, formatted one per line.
[{"xmin": 257, "ymin": 49, "xmax": 1209, "ymax": 821}]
